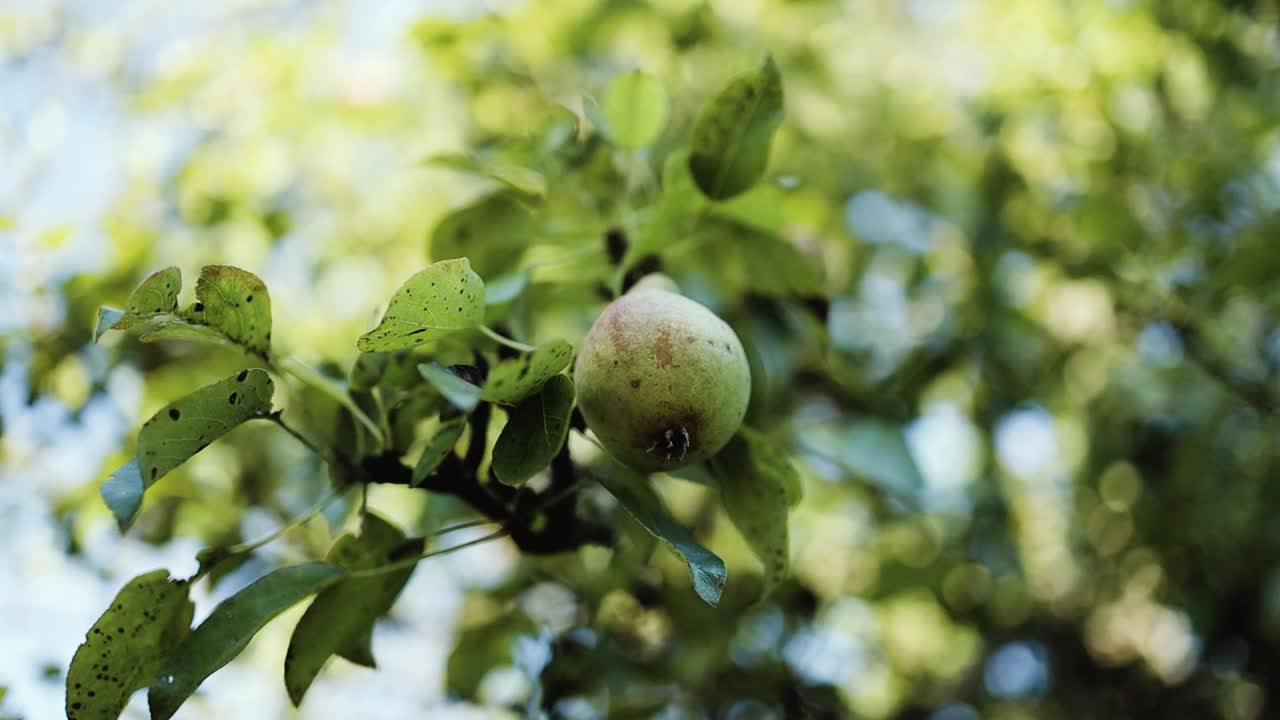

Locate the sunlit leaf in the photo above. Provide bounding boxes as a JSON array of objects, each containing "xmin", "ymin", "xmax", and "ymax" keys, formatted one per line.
[
  {"xmin": 803, "ymin": 419, "xmax": 924, "ymax": 497},
  {"xmin": 412, "ymin": 418, "xmax": 466, "ymax": 486},
  {"xmin": 492, "ymin": 375, "xmax": 574, "ymax": 486},
  {"xmin": 284, "ymin": 515, "xmax": 423, "ymax": 706},
  {"xmin": 703, "ymin": 218, "xmax": 823, "ymax": 296},
  {"xmin": 149, "ymin": 563, "xmax": 345, "ymax": 720},
  {"xmin": 601, "ymin": 70, "xmax": 670, "ymax": 149},
  {"xmin": 66, "ymin": 570, "xmax": 193, "ymax": 720},
  {"xmin": 689, "ymin": 56, "xmax": 784, "ymax": 201},
  {"xmin": 594, "ymin": 461, "xmax": 727, "ymax": 606},
  {"xmin": 480, "ymin": 339, "xmax": 574, "ymax": 406},
  {"xmin": 93, "ymin": 267, "xmax": 181, "ymax": 341},
  {"xmin": 417, "ymin": 363, "xmax": 481, "ymax": 412},
  {"xmin": 358, "ymin": 259, "xmax": 485, "ymax": 352},
  {"xmin": 141, "ymin": 265, "xmax": 272, "ymax": 358},
  {"xmin": 429, "ymin": 193, "xmax": 534, "ymax": 278},
  {"xmin": 709, "ymin": 428, "xmax": 799, "ymax": 599}
]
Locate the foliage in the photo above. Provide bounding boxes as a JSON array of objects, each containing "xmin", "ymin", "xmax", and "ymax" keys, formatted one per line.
[{"xmin": 12, "ymin": 0, "xmax": 1280, "ymax": 718}]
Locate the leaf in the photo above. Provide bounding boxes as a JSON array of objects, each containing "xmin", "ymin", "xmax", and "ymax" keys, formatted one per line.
[
  {"xmin": 594, "ymin": 461, "xmax": 727, "ymax": 606},
  {"xmin": 492, "ymin": 375, "xmax": 575, "ymax": 486},
  {"xmin": 806, "ymin": 419, "xmax": 924, "ymax": 497},
  {"xmin": 358, "ymin": 259, "xmax": 485, "ymax": 352},
  {"xmin": 446, "ymin": 612, "xmax": 537, "ymax": 699},
  {"xmin": 627, "ymin": 150, "xmax": 707, "ymax": 264},
  {"xmin": 93, "ymin": 267, "xmax": 182, "ymax": 341},
  {"xmin": 709, "ymin": 428, "xmax": 799, "ymax": 599},
  {"xmin": 148, "ymin": 563, "xmax": 346, "ymax": 720},
  {"xmin": 602, "ymin": 70, "xmax": 670, "ymax": 149},
  {"xmin": 141, "ymin": 265, "xmax": 272, "ymax": 358},
  {"xmin": 703, "ymin": 218, "xmax": 823, "ymax": 296},
  {"xmin": 429, "ymin": 193, "xmax": 534, "ymax": 278},
  {"xmin": 100, "ymin": 459, "xmax": 145, "ymax": 532},
  {"xmin": 688, "ymin": 55, "xmax": 785, "ymax": 201},
  {"xmin": 412, "ymin": 418, "xmax": 466, "ymax": 486},
  {"xmin": 484, "ymin": 270, "xmax": 530, "ymax": 306},
  {"xmin": 423, "ymin": 153, "xmax": 547, "ymax": 198},
  {"xmin": 284, "ymin": 515, "xmax": 423, "ymax": 706},
  {"xmin": 417, "ymin": 363, "xmax": 482, "ymax": 412},
  {"xmin": 136, "ymin": 368, "xmax": 275, "ymax": 488},
  {"xmin": 480, "ymin": 339, "xmax": 574, "ymax": 405},
  {"xmin": 66, "ymin": 570, "xmax": 193, "ymax": 720}
]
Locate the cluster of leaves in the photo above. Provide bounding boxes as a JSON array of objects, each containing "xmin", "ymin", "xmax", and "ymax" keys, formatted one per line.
[{"xmin": 72, "ymin": 59, "xmax": 817, "ymax": 719}]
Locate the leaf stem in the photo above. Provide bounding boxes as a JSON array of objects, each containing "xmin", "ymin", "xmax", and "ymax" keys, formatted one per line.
[
  {"xmin": 346, "ymin": 529, "xmax": 510, "ymax": 579},
  {"xmin": 479, "ymin": 325, "xmax": 537, "ymax": 353},
  {"xmin": 221, "ymin": 488, "xmax": 345, "ymax": 556},
  {"xmin": 274, "ymin": 354, "xmax": 386, "ymax": 446}
]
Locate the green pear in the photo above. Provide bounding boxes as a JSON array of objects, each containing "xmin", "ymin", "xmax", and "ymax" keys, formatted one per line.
[{"xmin": 575, "ymin": 281, "xmax": 750, "ymax": 471}]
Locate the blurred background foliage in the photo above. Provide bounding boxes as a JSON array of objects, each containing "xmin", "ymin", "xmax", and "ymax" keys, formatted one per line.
[{"xmin": 5, "ymin": 0, "xmax": 1280, "ymax": 718}]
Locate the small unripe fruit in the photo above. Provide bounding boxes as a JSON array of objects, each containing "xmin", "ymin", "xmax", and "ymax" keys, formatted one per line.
[{"xmin": 575, "ymin": 283, "xmax": 750, "ymax": 472}]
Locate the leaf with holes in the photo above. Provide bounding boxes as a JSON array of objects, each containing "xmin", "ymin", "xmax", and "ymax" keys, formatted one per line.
[
  {"xmin": 65, "ymin": 570, "xmax": 193, "ymax": 720},
  {"xmin": 429, "ymin": 193, "xmax": 534, "ymax": 278},
  {"xmin": 284, "ymin": 514, "xmax": 423, "ymax": 706},
  {"xmin": 417, "ymin": 363, "xmax": 482, "ymax": 412},
  {"xmin": 358, "ymin": 259, "xmax": 485, "ymax": 352},
  {"xmin": 149, "ymin": 562, "xmax": 345, "ymax": 720},
  {"xmin": 492, "ymin": 375, "xmax": 575, "ymax": 486},
  {"xmin": 601, "ymin": 70, "xmax": 669, "ymax": 149},
  {"xmin": 109, "ymin": 369, "xmax": 274, "ymax": 530},
  {"xmin": 709, "ymin": 428, "xmax": 799, "ymax": 599},
  {"xmin": 94, "ymin": 267, "xmax": 182, "ymax": 341},
  {"xmin": 594, "ymin": 460, "xmax": 727, "ymax": 606},
  {"xmin": 689, "ymin": 55, "xmax": 784, "ymax": 201},
  {"xmin": 138, "ymin": 265, "xmax": 273, "ymax": 358},
  {"xmin": 412, "ymin": 418, "xmax": 466, "ymax": 486},
  {"xmin": 480, "ymin": 340, "xmax": 574, "ymax": 406}
]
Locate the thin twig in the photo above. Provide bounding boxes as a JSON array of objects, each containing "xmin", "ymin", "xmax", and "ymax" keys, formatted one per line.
[
  {"xmin": 479, "ymin": 325, "xmax": 537, "ymax": 353},
  {"xmin": 346, "ymin": 529, "xmax": 510, "ymax": 579}
]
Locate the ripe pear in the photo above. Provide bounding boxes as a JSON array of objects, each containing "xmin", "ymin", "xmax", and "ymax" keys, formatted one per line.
[{"xmin": 574, "ymin": 278, "xmax": 750, "ymax": 471}]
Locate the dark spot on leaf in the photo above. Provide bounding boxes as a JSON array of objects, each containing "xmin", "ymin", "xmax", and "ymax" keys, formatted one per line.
[
  {"xmin": 193, "ymin": 302, "xmax": 204, "ymax": 312},
  {"xmin": 228, "ymin": 392, "xmax": 238, "ymax": 405},
  {"xmin": 237, "ymin": 370, "xmax": 249, "ymax": 381},
  {"xmin": 246, "ymin": 294, "xmax": 253, "ymax": 303},
  {"xmin": 630, "ymin": 378, "xmax": 642, "ymax": 389},
  {"xmin": 169, "ymin": 408, "xmax": 180, "ymax": 420},
  {"xmin": 150, "ymin": 467, "xmax": 158, "ymax": 480}
]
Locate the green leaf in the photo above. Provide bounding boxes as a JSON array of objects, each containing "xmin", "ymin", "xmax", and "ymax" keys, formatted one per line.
[
  {"xmin": 709, "ymin": 428, "xmax": 799, "ymax": 599},
  {"xmin": 417, "ymin": 363, "xmax": 482, "ymax": 412},
  {"xmin": 594, "ymin": 462, "xmax": 727, "ymax": 606},
  {"xmin": 688, "ymin": 55, "xmax": 785, "ymax": 201},
  {"xmin": 141, "ymin": 265, "xmax": 272, "ymax": 358},
  {"xmin": 423, "ymin": 153, "xmax": 547, "ymax": 198},
  {"xmin": 429, "ymin": 193, "xmax": 533, "ymax": 278},
  {"xmin": 446, "ymin": 612, "xmax": 537, "ymax": 699},
  {"xmin": 136, "ymin": 368, "xmax": 275, "ymax": 488},
  {"xmin": 412, "ymin": 418, "xmax": 466, "ymax": 486},
  {"xmin": 100, "ymin": 459, "xmax": 145, "ymax": 532},
  {"xmin": 806, "ymin": 419, "xmax": 924, "ymax": 497},
  {"xmin": 704, "ymin": 218, "xmax": 823, "ymax": 296},
  {"xmin": 627, "ymin": 150, "xmax": 707, "ymax": 264},
  {"xmin": 358, "ymin": 259, "xmax": 485, "ymax": 352},
  {"xmin": 484, "ymin": 270, "xmax": 530, "ymax": 306},
  {"xmin": 284, "ymin": 515, "xmax": 423, "ymax": 706},
  {"xmin": 66, "ymin": 570, "xmax": 193, "ymax": 720},
  {"xmin": 148, "ymin": 563, "xmax": 346, "ymax": 720},
  {"xmin": 480, "ymin": 339, "xmax": 574, "ymax": 406},
  {"xmin": 602, "ymin": 70, "xmax": 670, "ymax": 149},
  {"xmin": 93, "ymin": 267, "xmax": 182, "ymax": 341},
  {"xmin": 492, "ymin": 375, "xmax": 575, "ymax": 486}
]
